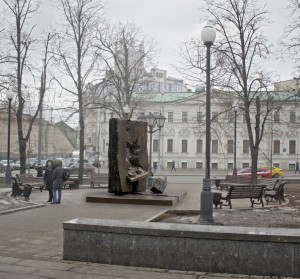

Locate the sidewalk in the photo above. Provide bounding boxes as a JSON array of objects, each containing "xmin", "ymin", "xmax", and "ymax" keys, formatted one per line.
[{"xmin": 0, "ymin": 182, "xmax": 298, "ymax": 278}]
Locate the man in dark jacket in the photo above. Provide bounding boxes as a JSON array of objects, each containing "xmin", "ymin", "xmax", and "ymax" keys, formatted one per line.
[
  {"xmin": 44, "ymin": 160, "xmax": 54, "ymax": 202},
  {"xmin": 52, "ymin": 160, "xmax": 64, "ymax": 204}
]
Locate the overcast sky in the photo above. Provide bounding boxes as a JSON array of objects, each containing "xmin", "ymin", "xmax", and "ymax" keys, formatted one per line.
[{"xmin": 35, "ymin": 0, "xmax": 295, "ymax": 83}]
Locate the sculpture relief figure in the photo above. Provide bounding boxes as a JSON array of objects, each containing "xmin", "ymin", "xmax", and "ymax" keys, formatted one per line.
[{"xmin": 126, "ymin": 138, "xmax": 148, "ymax": 193}]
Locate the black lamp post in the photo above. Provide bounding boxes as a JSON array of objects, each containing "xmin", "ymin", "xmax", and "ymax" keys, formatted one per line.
[
  {"xmin": 5, "ymin": 89, "xmax": 15, "ymax": 188},
  {"xmin": 233, "ymin": 108, "xmax": 237, "ymax": 175},
  {"xmin": 138, "ymin": 112, "xmax": 165, "ymax": 187},
  {"xmin": 200, "ymin": 24, "xmax": 216, "ymax": 225}
]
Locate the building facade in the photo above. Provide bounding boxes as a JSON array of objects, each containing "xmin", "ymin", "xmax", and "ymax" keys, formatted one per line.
[
  {"xmin": 84, "ymin": 89, "xmax": 300, "ymax": 171},
  {"xmin": 0, "ymin": 111, "xmax": 75, "ymax": 161}
]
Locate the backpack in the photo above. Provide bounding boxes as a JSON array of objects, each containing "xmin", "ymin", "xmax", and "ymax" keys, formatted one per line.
[{"xmin": 63, "ymin": 170, "xmax": 70, "ymax": 181}]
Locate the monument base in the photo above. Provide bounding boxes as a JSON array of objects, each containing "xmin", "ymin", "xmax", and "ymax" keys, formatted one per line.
[{"xmin": 86, "ymin": 191, "xmax": 186, "ymax": 206}]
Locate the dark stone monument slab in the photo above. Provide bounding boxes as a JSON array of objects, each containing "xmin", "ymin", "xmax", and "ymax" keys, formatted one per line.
[
  {"xmin": 108, "ymin": 118, "xmax": 148, "ymax": 194},
  {"xmin": 86, "ymin": 191, "xmax": 187, "ymax": 206},
  {"xmin": 150, "ymin": 178, "xmax": 167, "ymax": 193}
]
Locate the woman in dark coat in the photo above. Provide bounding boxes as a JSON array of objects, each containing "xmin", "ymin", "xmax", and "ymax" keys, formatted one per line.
[
  {"xmin": 52, "ymin": 160, "xmax": 64, "ymax": 204},
  {"xmin": 44, "ymin": 160, "xmax": 54, "ymax": 202}
]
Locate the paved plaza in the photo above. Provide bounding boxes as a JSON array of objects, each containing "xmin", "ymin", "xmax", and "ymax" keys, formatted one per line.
[{"xmin": 0, "ymin": 170, "xmax": 299, "ymax": 278}]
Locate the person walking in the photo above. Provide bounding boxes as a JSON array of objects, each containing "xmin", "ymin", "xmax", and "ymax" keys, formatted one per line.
[
  {"xmin": 52, "ymin": 160, "xmax": 64, "ymax": 204},
  {"xmin": 171, "ymin": 160, "xmax": 176, "ymax": 172},
  {"xmin": 295, "ymin": 162, "xmax": 300, "ymax": 173},
  {"xmin": 44, "ymin": 160, "xmax": 54, "ymax": 202}
]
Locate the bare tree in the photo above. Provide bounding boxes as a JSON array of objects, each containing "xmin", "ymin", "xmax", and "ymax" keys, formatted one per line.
[
  {"xmin": 2, "ymin": 0, "xmax": 53, "ymax": 173},
  {"xmin": 183, "ymin": 0, "xmax": 275, "ymax": 182},
  {"xmin": 53, "ymin": 0, "xmax": 104, "ymax": 183},
  {"xmin": 282, "ymin": 0, "xmax": 300, "ymax": 73},
  {"xmin": 93, "ymin": 22, "xmax": 157, "ymax": 119}
]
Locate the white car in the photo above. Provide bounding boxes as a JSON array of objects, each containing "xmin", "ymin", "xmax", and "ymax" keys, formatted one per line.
[{"xmin": 0, "ymin": 160, "xmax": 15, "ymax": 171}]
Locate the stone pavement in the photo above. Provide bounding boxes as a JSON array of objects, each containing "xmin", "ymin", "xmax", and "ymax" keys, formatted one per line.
[{"xmin": 0, "ymin": 180, "xmax": 298, "ymax": 278}]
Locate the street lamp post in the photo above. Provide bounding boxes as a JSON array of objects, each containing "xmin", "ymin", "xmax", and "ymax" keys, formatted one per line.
[
  {"xmin": 138, "ymin": 112, "xmax": 165, "ymax": 187},
  {"xmin": 200, "ymin": 24, "xmax": 216, "ymax": 225},
  {"xmin": 5, "ymin": 89, "xmax": 15, "ymax": 188},
  {"xmin": 233, "ymin": 108, "xmax": 237, "ymax": 175}
]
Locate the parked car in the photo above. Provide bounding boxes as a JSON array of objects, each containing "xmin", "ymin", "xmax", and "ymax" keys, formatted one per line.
[
  {"xmin": 27, "ymin": 158, "xmax": 37, "ymax": 168},
  {"xmin": 237, "ymin": 166, "xmax": 283, "ymax": 178},
  {"xmin": 261, "ymin": 166, "xmax": 283, "ymax": 178},
  {"xmin": 64, "ymin": 163, "xmax": 95, "ymax": 177},
  {"xmin": 0, "ymin": 160, "xmax": 15, "ymax": 171},
  {"xmin": 14, "ymin": 160, "xmax": 30, "ymax": 170},
  {"xmin": 0, "ymin": 163, "xmax": 5, "ymax": 173}
]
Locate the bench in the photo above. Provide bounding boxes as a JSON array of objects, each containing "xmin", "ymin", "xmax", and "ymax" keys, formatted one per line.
[
  {"xmin": 16, "ymin": 174, "xmax": 44, "ymax": 192},
  {"xmin": 259, "ymin": 178, "xmax": 279, "ymax": 190},
  {"xmin": 90, "ymin": 173, "xmax": 108, "ymax": 188},
  {"xmin": 219, "ymin": 175, "xmax": 252, "ymax": 191},
  {"xmin": 221, "ymin": 184, "xmax": 266, "ymax": 209},
  {"xmin": 264, "ymin": 181, "xmax": 287, "ymax": 205}
]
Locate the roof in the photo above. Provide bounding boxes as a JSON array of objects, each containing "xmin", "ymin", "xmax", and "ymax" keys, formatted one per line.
[{"xmin": 139, "ymin": 92, "xmax": 201, "ymax": 104}]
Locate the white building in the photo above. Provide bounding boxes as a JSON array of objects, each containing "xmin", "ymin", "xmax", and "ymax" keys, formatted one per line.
[{"xmin": 84, "ymin": 89, "xmax": 300, "ymax": 171}]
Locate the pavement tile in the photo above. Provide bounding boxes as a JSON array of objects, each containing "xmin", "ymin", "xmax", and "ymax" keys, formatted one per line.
[
  {"xmin": 0, "ymin": 262, "xmax": 38, "ymax": 275},
  {"xmin": 0, "ymin": 256, "xmax": 22, "ymax": 264},
  {"xmin": 17, "ymin": 259, "xmax": 76, "ymax": 271}
]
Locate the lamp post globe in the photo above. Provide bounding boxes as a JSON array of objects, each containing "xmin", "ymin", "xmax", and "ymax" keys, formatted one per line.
[
  {"xmin": 200, "ymin": 24, "xmax": 216, "ymax": 225},
  {"xmin": 5, "ymin": 89, "xmax": 16, "ymax": 188}
]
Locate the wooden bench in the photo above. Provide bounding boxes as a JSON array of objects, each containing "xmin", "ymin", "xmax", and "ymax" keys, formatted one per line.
[
  {"xmin": 219, "ymin": 175, "xmax": 252, "ymax": 191},
  {"xmin": 90, "ymin": 173, "xmax": 108, "ymax": 188},
  {"xmin": 259, "ymin": 178, "xmax": 279, "ymax": 190},
  {"xmin": 264, "ymin": 181, "xmax": 287, "ymax": 205},
  {"xmin": 221, "ymin": 184, "xmax": 266, "ymax": 209},
  {"xmin": 16, "ymin": 174, "xmax": 44, "ymax": 191}
]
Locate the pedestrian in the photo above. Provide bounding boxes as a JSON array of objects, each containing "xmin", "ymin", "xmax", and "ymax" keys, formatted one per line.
[
  {"xmin": 44, "ymin": 160, "xmax": 54, "ymax": 202},
  {"xmin": 171, "ymin": 160, "xmax": 176, "ymax": 172},
  {"xmin": 295, "ymin": 162, "xmax": 300, "ymax": 173},
  {"xmin": 52, "ymin": 160, "xmax": 64, "ymax": 204}
]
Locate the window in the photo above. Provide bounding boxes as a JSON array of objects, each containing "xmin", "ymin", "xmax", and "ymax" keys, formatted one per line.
[
  {"xmin": 227, "ymin": 163, "xmax": 233, "ymax": 170},
  {"xmin": 242, "ymin": 162, "xmax": 250, "ymax": 168},
  {"xmin": 274, "ymin": 111, "xmax": 280, "ymax": 123},
  {"xmin": 103, "ymin": 112, "xmax": 106, "ymax": 122},
  {"xmin": 243, "ymin": 140, "xmax": 249, "ymax": 154},
  {"xmin": 289, "ymin": 140, "xmax": 296, "ymax": 154},
  {"xmin": 110, "ymin": 112, "xmax": 114, "ymax": 119},
  {"xmin": 228, "ymin": 111, "xmax": 234, "ymax": 123},
  {"xmin": 196, "ymin": 140, "xmax": 203, "ymax": 153},
  {"xmin": 167, "ymin": 139, "xmax": 173, "ymax": 152},
  {"xmin": 168, "ymin": 112, "xmax": 173, "ymax": 123},
  {"xmin": 273, "ymin": 140, "xmax": 280, "ymax": 154},
  {"xmin": 197, "ymin": 112, "xmax": 202, "ymax": 123},
  {"xmin": 212, "ymin": 163, "xmax": 218, "ymax": 169},
  {"xmin": 181, "ymin": 162, "xmax": 187, "ymax": 169},
  {"xmin": 196, "ymin": 162, "xmax": 203, "ymax": 169},
  {"xmin": 212, "ymin": 112, "xmax": 218, "ymax": 122},
  {"xmin": 243, "ymin": 113, "xmax": 247, "ymax": 123},
  {"xmin": 212, "ymin": 140, "xmax": 218, "ymax": 153},
  {"xmin": 227, "ymin": 140, "xmax": 233, "ymax": 154},
  {"xmin": 103, "ymin": 139, "xmax": 105, "ymax": 152},
  {"xmin": 182, "ymin": 140, "xmax": 188, "ymax": 153},
  {"xmin": 290, "ymin": 111, "xmax": 296, "ymax": 123},
  {"xmin": 153, "ymin": 139, "xmax": 159, "ymax": 152},
  {"xmin": 182, "ymin": 112, "xmax": 188, "ymax": 122}
]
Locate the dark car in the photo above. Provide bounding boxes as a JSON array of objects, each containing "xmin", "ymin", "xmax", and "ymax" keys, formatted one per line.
[
  {"xmin": 64, "ymin": 163, "xmax": 95, "ymax": 177},
  {"xmin": 0, "ymin": 163, "xmax": 5, "ymax": 173}
]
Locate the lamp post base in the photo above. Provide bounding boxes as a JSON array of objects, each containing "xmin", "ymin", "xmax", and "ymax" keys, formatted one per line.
[
  {"xmin": 5, "ymin": 165, "xmax": 12, "ymax": 188},
  {"xmin": 147, "ymin": 176, "xmax": 153, "ymax": 188},
  {"xmin": 199, "ymin": 178, "xmax": 215, "ymax": 225}
]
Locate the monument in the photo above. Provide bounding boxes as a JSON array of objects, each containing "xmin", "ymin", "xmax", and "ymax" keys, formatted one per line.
[{"xmin": 108, "ymin": 118, "xmax": 148, "ymax": 194}]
